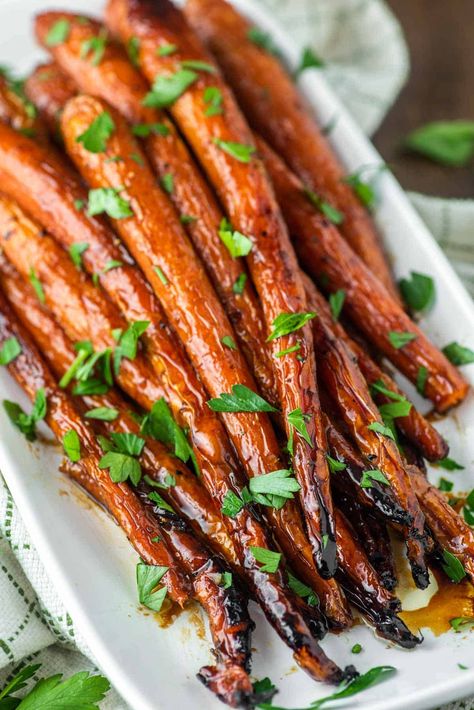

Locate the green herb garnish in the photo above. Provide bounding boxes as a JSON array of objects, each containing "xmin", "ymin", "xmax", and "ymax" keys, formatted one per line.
[
  {"xmin": 143, "ymin": 69, "xmax": 197, "ymax": 108},
  {"xmin": 442, "ymin": 342, "xmax": 474, "ymax": 366},
  {"xmin": 85, "ymin": 406, "xmax": 119, "ymax": 422},
  {"xmin": 213, "ymin": 138, "xmax": 255, "ymax": 163},
  {"xmin": 267, "ymin": 312, "xmax": 316, "ymax": 341},
  {"xmin": 76, "ymin": 111, "xmax": 115, "ymax": 153},
  {"xmin": 233, "ymin": 273, "xmax": 247, "ymax": 294},
  {"xmin": 328, "ymin": 289, "xmax": 345, "ymax": 321},
  {"xmin": 360, "ymin": 468, "xmax": 390, "ymax": 488},
  {"xmin": 388, "ymin": 331, "xmax": 417, "ymax": 349},
  {"xmin": 0, "ymin": 336, "xmax": 21, "ymax": 366},
  {"xmin": 87, "ymin": 186, "xmax": 133, "ymax": 219},
  {"xmin": 45, "ymin": 19, "xmax": 70, "ymax": 46},
  {"xmin": 62, "ymin": 429, "xmax": 81, "ymax": 462},
  {"xmin": 405, "ymin": 121, "xmax": 474, "ymax": 167},
  {"xmin": 29, "ymin": 267, "xmax": 45, "ymax": 303},
  {"xmin": 207, "ymin": 384, "xmax": 277, "ymax": 413},
  {"xmin": 132, "ymin": 122, "xmax": 170, "ymax": 137},
  {"xmin": 304, "ymin": 187, "xmax": 344, "ymax": 225},
  {"xmin": 250, "ymin": 546, "xmax": 281, "ymax": 573},
  {"xmin": 80, "ymin": 29, "xmax": 108, "ymax": 66},
  {"xmin": 441, "ymin": 549, "xmax": 466, "ymax": 583},
  {"xmin": 69, "ymin": 241, "xmax": 89, "ymax": 270},
  {"xmin": 136, "ymin": 562, "xmax": 168, "ymax": 612},
  {"xmin": 204, "ymin": 86, "xmax": 223, "ymax": 116},
  {"xmin": 399, "ymin": 271, "xmax": 435, "ymax": 312},
  {"xmin": 3, "ymin": 387, "xmax": 47, "ymax": 441},
  {"xmin": 218, "ymin": 217, "xmax": 253, "ymax": 258},
  {"xmin": 98, "ymin": 432, "xmax": 145, "ymax": 484}
]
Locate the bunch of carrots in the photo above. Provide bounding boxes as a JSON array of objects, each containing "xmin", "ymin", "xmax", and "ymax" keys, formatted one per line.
[{"xmin": 0, "ymin": 0, "xmax": 472, "ymax": 706}]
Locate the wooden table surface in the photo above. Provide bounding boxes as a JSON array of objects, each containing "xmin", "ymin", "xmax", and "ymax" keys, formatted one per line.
[{"xmin": 373, "ymin": 0, "xmax": 474, "ymax": 198}]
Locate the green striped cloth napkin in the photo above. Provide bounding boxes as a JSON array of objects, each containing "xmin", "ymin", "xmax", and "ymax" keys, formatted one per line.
[{"xmin": 0, "ymin": 1, "xmax": 471, "ymax": 708}]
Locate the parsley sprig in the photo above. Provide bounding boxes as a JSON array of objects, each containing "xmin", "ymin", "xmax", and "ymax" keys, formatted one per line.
[
  {"xmin": 136, "ymin": 562, "xmax": 169, "ymax": 612},
  {"xmin": 76, "ymin": 111, "xmax": 115, "ymax": 153},
  {"xmin": 98, "ymin": 432, "xmax": 145, "ymax": 485},
  {"xmin": 3, "ymin": 388, "xmax": 47, "ymax": 441},
  {"xmin": 0, "ymin": 336, "xmax": 22, "ymax": 366},
  {"xmin": 207, "ymin": 384, "xmax": 277, "ymax": 413},
  {"xmin": 218, "ymin": 218, "xmax": 253, "ymax": 257},
  {"xmin": 267, "ymin": 312, "xmax": 316, "ymax": 341}
]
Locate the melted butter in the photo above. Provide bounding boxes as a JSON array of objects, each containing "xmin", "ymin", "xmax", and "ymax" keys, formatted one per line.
[{"xmin": 401, "ymin": 570, "xmax": 474, "ymax": 636}]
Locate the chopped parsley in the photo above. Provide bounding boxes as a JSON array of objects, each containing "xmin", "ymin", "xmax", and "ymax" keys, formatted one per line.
[
  {"xmin": 287, "ymin": 571, "xmax": 318, "ymax": 606},
  {"xmin": 62, "ymin": 428, "xmax": 81, "ymax": 462},
  {"xmin": 87, "ymin": 186, "xmax": 133, "ymax": 219},
  {"xmin": 127, "ymin": 36, "xmax": 140, "ymax": 67},
  {"xmin": 295, "ymin": 47, "xmax": 325, "ymax": 76},
  {"xmin": 98, "ymin": 432, "xmax": 145, "ymax": 484},
  {"xmin": 153, "ymin": 265, "xmax": 168, "ymax": 285},
  {"xmin": 141, "ymin": 398, "xmax": 198, "ymax": 474},
  {"xmin": 45, "ymin": 19, "xmax": 70, "ymax": 46},
  {"xmin": 360, "ymin": 468, "xmax": 390, "ymax": 489},
  {"xmin": 232, "ymin": 272, "xmax": 247, "ymax": 294},
  {"xmin": 76, "ymin": 111, "xmax": 115, "ymax": 153},
  {"xmin": 85, "ymin": 406, "xmax": 119, "ymax": 422},
  {"xmin": 29, "ymin": 267, "xmax": 45, "ymax": 303},
  {"xmin": 441, "ymin": 549, "xmax": 466, "ymax": 583},
  {"xmin": 207, "ymin": 384, "xmax": 277, "ymax": 413},
  {"xmin": 416, "ymin": 365, "xmax": 428, "ymax": 395},
  {"xmin": 204, "ymin": 86, "xmax": 223, "ymax": 116},
  {"xmin": 69, "ymin": 241, "xmax": 89, "ymax": 270},
  {"xmin": 250, "ymin": 546, "xmax": 281, "ymax": 573},
  {"xmin": 181, "ymin": 59, "xmax": 215, "ymax": 73},
  {"xmin": 3, "ymin": 387, "xmax": 47, "ymax": 441},
  {"xmin": 132, "ymin": 122, "xmax": 170, "ymax": 137},
  {"xmin": 275, "ymin": 343, "xmax": 301, "ymax": 358},
  {"xmin": 304, "ymin": 187, "xmax": 344, "ymax": 224},
  {"xmin": 328, "ymin": 289, "xmax": 345, "ymax": 321},
  {"xmin": 399, "ymin": 271, "xmax": 435, "ymax": 312},
  {"xmin": 143, "ymin": 69, "xmax": 197, "ymax": 108},
  {"xmin": 136, "ymin": 562, "xmax": 168, "ymax": 612},
  {"xmin": 213, "ymin": 138, "xmax": 255, "ymax": 163},
  {"xmin": 157, "ymin": 43, "xmax": 177, "ymax": 57},
  {"xmin": 221, "ymin": 335, "xmax": 237, "ymax": 350},
  {"xmin": 218, "ymin": 218, "xmax": 253, "ymax": 257},
  {"xmin": 247, "ymin": 27, "xmax": 280, "ymax": 56},
  {"xmin": 160, "ymin": 173, "xmax": 174, "ymax": 194},
  {"xmin": 367, "ymin": 421, "xmax": 395, "ymax": 440},
  {"xmin": 267, "ymin": 311, "xmax": 316, "ymax": 341},
  {"xmin": 0, "ymin": 336, "xmax": 21, "ymax": 366},
  {"xmin": 80, "ymin": 29, "xmax": 108, "ymax": 66},
  {"xmin": 388, "ymin": 331, "xmax": 417, "ymax": 349},
  {"xmin": 405, "ymin": 121, "xmax": 474, "ymax": 167},
  {"xmin": 249, "ymin": 469, "xmax": 300, "ymax": 509},
  {"xmin": 442, "ymin": 342, "xmax": 474, "ymax": 366},
  {"xmin": 287, "ymin": 408, "xmax": 312, "ymax": 448}
]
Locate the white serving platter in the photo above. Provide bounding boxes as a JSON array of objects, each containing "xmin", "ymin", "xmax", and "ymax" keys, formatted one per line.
[{"xmin": 0, "ymin": 1, "xmax": 474, "ymax": 709}]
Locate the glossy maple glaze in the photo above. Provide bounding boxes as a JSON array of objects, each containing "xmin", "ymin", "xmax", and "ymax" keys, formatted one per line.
[
  {"xmin": 60, "ymin": 96, "xmax": 358, "ymax": 680},
  {"xmin": 0, "ymin": 286, "xmax": 190, "ymax": 605},
  {"xmin": 33, "ymin": 12, "xmax": 276, "ymax": 402},
  {"xmin": 304, "ymin": 275, "xmax": 430, "ymax": 587},
  {"xmin": 0, "ymin": 121, "xmax": 354, "ymax": 664},
  {"xmin": 0, "ymin": 253, "xmax": 236, "ymax": 565},
  {"xmin": 105, "ymin": 0, "xmax": 337, "ymax": 581},
  {"xmin": 184, "ymin": 0, "xmax": 400, "ymax": 304},
  {"xmin": 257, "ymin": 137, "xmax": 469, "ymax": 413},
  {"xmin": 25, "ymin": 62, "xmax": 78, "ymax": 137},
  {"xmin": 303, "ymin": 277, "xmax": 448, "ymax": 462}
]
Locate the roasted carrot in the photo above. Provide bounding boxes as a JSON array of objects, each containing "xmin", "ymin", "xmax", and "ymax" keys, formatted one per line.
[
  {"xmin": 105, "ymin": 0, "xmax": 337, "ymax": 578},
  {"xmin": 302, "ymin": 274, "xmax": 430, "ymax": 585},
  {"xmin": 0, "ymin": 74, "xmax": 49, "ymax": 144},
  {"xmin": 303, "ymin": 275, "xmax": 448, "ymax": 462},
  {"xmin": 257, "ymin": 136, "xmax": 469, "ymax": 413},
  {"xmin": 184, "ymin": 0, "xmax": 400, "ymax": 303},
  {"xmin": 0, "ymin": 252, "xmax": 236, "ymax": 565},
  {"xmin": 33, "ymin": 12, "xmax": 276, "ymax": 403},
  {"xmin": 0, "ymin": 285, "xmax": 190, "ymax": 606},
  {"xmin": 24, "ymin": 62, "xmax": 78, "ymax": 137}
]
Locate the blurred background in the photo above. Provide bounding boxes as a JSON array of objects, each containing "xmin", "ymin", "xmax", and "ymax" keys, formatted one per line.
[{"xmin": 374, "ymin": 0, "xmax": 473, "ymax": 198}]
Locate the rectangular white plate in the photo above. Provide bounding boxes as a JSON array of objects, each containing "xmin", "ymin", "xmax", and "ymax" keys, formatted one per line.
[{"xmin": 0, "ymin": 1, "xmax": 474, "ymax": 709}]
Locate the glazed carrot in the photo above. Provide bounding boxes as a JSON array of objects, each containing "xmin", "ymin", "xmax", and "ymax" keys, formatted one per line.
[
  {"xmin": 24, "ymin": 62, "xmax": 78, "ymax": 137},
  {"xmin": 0, "ymin": 74, "xmax": 49, "ymax": 144},
  {"xmin": 0, "ymin": 121, "xmax": 352, "ymax": 637},
  {"xmin": 303, "ymin": 275, "xmax": 430, "ymax": 585},
  {"xmin": 105, "ymin": 0, "xmax": 337, "ymax": 578},
  {"xmin": 0, "ymin": 286, "xmax": 190, "ymax": 606},
  {"xmin": 303, "ymin": 275, "xmax": 448, "ymax": 462},
  {"xmin": 33, "ymin": 12, "xmax": 276, "ymax": 403},
  {"xmin": 184, "ymin": 0, "xmax": 400, "ymax": 303},
  {"xmin": 409, "ymin": 467, "xmax": 474, "ymax": 581},
  {"xmin": 0, "ymin": 253, "xmax": 236, "ymax": 565},
  {"xmin": 257, "ymin": 136, "xmax": 469, "ymax": 413}
]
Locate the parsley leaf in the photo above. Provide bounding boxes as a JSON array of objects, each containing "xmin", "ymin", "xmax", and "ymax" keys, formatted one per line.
[
  {"xmin": 438, "ymin": 478, "xmax": 454, "ymax": 492},
  {"xmin": 80, "ymin": 29, "xmax": 108, "ymax": 66},
  {"xmin": 442, "ymin": 342, "xmax": 474, "ymax": 366},
  {"xmin": 132, "ymin": 122, "xmax": 170, "ymax": 137},
  {"xmin": 344, "ymin": 172, "xmax": 375, "ymax": 209},
  {"xmin": 148, "ymin": 490, "xmax": 174, "ymax": 513},
  {"xmin": 213, "ymin": 138, "xmax": 255, "ymax": 163},
  {"xmin": 98, "ymin": 432, "xmax": 145, "ymax": 484},
  {"xmin": 154, "ymin": 266, "xmax": 168, "ymax": 285},
  {"xmin": 399, "ymin": 271, "xmax": 435, "ymax": 312},
  {"xmin": 378, "ymin": 399, "xmax": 412, "ymax": 420},
  {"xmin": 360, "ymin": 468, "xmax": 390, "ymax": 489},
  {"xmin": 29, "ymin": 267, "xmax": 45, "ymax": 303},
  {"xmin": 76, "ymin": 111, "xmax": 115, "ymax": 153},
  {"xmin": 463, "ymin": 489, "xmax": 474, "ymax": 526},
  {"xmin": 221, "ymin": 489, "xmax": 245, "ymax": 517},
  {"xmin": 267, "ymin": 312, "xmax": 316, "ymax": 341},
  {"xmin": 127, "ymin": 36, "xmax": 140, "ymax": 67},
  {"xmin": 287, "ymin": 408, "xmax": 312, "ymax": 447},
  {"xmin": 233, "ymin": 273, "xmax": 247, "ymax": 294},
  {"xmin": 370, "ymin": 379, "xmax": 407, "ymax": 402},
  {"xmin": 3, "ymin": 388, "xmax": 47, "ymax": 441},
  {"xmin": 141, "ymin": 398, "xmax": 198, "ymax": 473},
  {"xmin": 304, "ymin": 187, "xmax": 344, "ymax": 224},
  {"xmin": 45, "ymin": 19, "xmax": 70, "ymax": 46},
  {"xmin": 180, "ymin": 213, "xmax": 197, "ymax": 225},
  {"xmin": 351, "ymin": 643, "xmax": 362, "ymax": 654},
  {"xmin": 69, "ymin": 241, "xmax": 89, "ymax": 270},
  {"xmin": 300, "ymin": 666, "xmax": 396, "ymax": 710},
  {"xmin": 435, "ymin": 456, "xmax": 465, "ymax": 471},
  {"xmin": 221, "ymin": 571, "xmax": 233, "ymax": 589},
  {"xmin": 250, "ymin": 546, "xmax": 281, "ymax": 573},
  {"xmin": 275, "ymin": 343, "xmax": 301, "ymax": 358},
  {"xmin": 0, "ymin": 663, "xmax": 41, "ymax": 702},
  {"xmin": 85, "ymin": 406, "xmax": 118, "ymax": 422},
  {"xmin": 367, "ymin": 421, "xmax": 395, "ymax": 440},
  {"xmin": 328, "ymin": 289, "xmax": 345, "ymax": 321},
  {"xmin": 450, "ymin": 616, "xmax": 474, "ymax": 633},
  {"xmin": 442, "ymin": 549, "xmax": 466, "ymax": 583},
  {"xmin": 249, "ymin": 469, "xmax": 300, "ymax": 509},
  {"xmin": 207, "ymin": 384, "xmax": 277, "ymax": 413},
  {"xmin": 143, "ymin": 69, "xmax": 197, "ymax": 108},
  {"xmin": 136, "ymin": 562, "xmax": 168, "ymax": 612},
  {"xmin": 157, "ymin": 43, "xmax": 177, "ymax": 57},
  {"xmin": 247, "ymin": 27, "xmax": 280, "ymax": 56},
  {"xmin": 287, "ymin": 571, "xmax": 318, "ymax": 606},
  {"xmin": 218, "ymin": 218, "xmax": 253, "ymax": 257},
  {"xmin": 113, "ymin": 320, "xmax": 149, "ymax": 375},
  {"xmin": 221, "ymin": 335, "xmax": 237, "ymax": 350},
  {"xmin": 416, "ymin": 365, "xmax": 428, "ymax": 395},
  {"xmin": 388, "ymin": 331, "xmax": 417, "ymax": 349},
  {"xmin": 0, "ymin": 336, "xmax": 21, "ymax": 366},
  {"xmin": 326, "ymin": 454, "xmax": 346, "ymax": 472},
  {"xmin": 87, "ymin": 187, "xmax": 133, "ymax": 219},
  {"xmin": 160, "ymin": 173, "xmax": 174, "ymax": 194},
  {"xmin": 181, "ymin": 59, "xmax": 215, "ymax": 73},
  {"xmin": 295, "ymin": 47, "xmax": 325, "ymax": 76},
  {"xmin": 204, "ymin": 86, "xmax": 223, "ymax": 116},
  {"xmin": 3, "ymin": 667, "xmax": 110, "ymax": 709},
  {"xmin": 62, "ymin": 429, "xmax": 81, "ymax": 462},
  {"xmin": 405, "ymin": 121, "xmax": 474, "ymax": 167}
]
